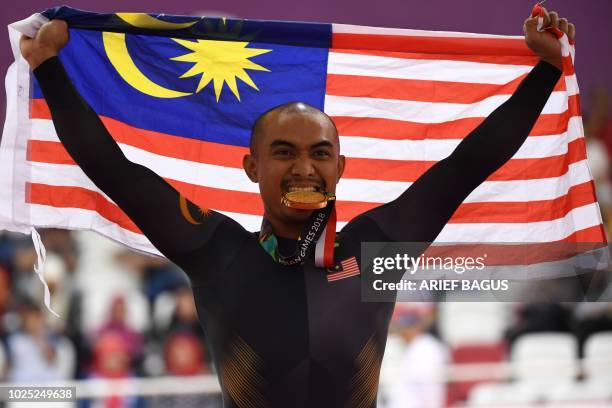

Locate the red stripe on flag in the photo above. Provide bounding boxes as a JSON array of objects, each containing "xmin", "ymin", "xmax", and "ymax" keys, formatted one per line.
[
  {"xmin": 561, "ymin": 55, "xmax": 575, "ymax": 75},
  {"xmin": 102, "ymin": 117, "xmax": 246, "ymax": 167},
  {"xmin": 332, "ymin": 34, "xmax": 576, "ymax": 76},
  {"xmin": 26, "ymin": 141, "xmax": 595, "ymax": 223},
  {"xmin": 24, "ymin": 182, "xmax": 604, "ymax": 242},
  {"xmin": 449, "ymin": 181, "xmax": 598, "ymax": 223},
  {"xmin": 31, "ymin": 97, "xmax": 578, "ymax": 147},
  {"xmin": 164, "ymin": 179, "xmax": 264, "ymax": 214},
  {"xmin": 27, "ymin": 140, "xmax": 75, "ymax": 165},
  {"xmin": 559, "ymin": 224, "xmax": 607, "ymax": 243},
  {"xmin": 326, "ymin": 73, "xmax": 566, "ymax": 104},
  {"xmin": 26, "ymin": 182, "xmax": 142, "ymax": 234},
  {"xmin": 333, "ymin": 115, "xmax": 570, "ymax": 140},
  {"xmin": 30, "ymin": 99, "xmax": 51, "ymax": 119},
  {"xmin": 332, "ymin": 33, "xmax": 532, "ymax": 56},
  {"xmin": 30, "ymin": 99, "xmax": 247, "ymax": 167}
]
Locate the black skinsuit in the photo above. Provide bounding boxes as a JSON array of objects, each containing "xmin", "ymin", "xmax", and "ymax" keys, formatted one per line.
[{"xmin": 34, "ymin": 57, "xmax": 561, "ymax": 407}]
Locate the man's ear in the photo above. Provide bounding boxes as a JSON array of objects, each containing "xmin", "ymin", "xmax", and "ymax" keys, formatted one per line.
[
  {"xmin": 337, "ymin": 155, "xmax": 346, "ymax": 183},
  {"xmin": 243, "ymin": 154, "xmax": 258, "ymax": 182}
]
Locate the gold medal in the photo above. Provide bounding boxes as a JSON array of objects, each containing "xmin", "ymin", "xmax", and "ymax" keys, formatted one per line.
[{"xmin": 281, "ymin": 190, "xmax": 335, "ymax": 210}]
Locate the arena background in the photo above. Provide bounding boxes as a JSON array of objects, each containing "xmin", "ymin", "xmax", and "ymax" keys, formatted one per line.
[{"xmin": 1, "ymin": 1, "xmax": 612, "ymax": 407}]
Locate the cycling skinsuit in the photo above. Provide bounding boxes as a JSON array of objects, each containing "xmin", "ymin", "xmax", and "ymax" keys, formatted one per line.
[{"xmin": 34, "ymin": 57, "xmax": 561, "ymax": 407}]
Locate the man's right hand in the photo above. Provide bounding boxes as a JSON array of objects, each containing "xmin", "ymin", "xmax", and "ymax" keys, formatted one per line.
[{"xmin": 20, "ymin": 20, "xmax": 69, "ymax": 70}]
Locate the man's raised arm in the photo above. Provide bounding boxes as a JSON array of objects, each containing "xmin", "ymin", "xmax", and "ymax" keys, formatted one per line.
[
  {"xmin": 20, "ymin": 20, "xmax": 239, "ymax": 270},
  {"xmin": 355, "ymin": 7, "xmax": 572, "ymax": 243}
]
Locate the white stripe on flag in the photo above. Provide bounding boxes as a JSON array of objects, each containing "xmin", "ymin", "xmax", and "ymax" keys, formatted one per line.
[
  {"xmin": 324, "ymin": 92, "xmax": 568, "ymax": 123},
  {"xmin": 27, "ymin": 157, "xmax": 594, "ymax": 207},
  {"xmin": 26, "ymin": 204, "xmax": 160, "ymax": 256},
  {"xmin": 332, "ymin": 24, "xmax": 523, "ymax": 39},
  {"xmin": 339, "ymin": 131, "xmax": 576, "ymax": 161},
  {"xmin": 328, "ymin": 52, "xmax": 533, "ymax": 84},
  {"xmin": 436, "ymin": 202, "xmax": 602, "ymax": 242}
]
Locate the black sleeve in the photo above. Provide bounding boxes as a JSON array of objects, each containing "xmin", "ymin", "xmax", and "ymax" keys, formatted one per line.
[
  {"xmin": 347, "ymin": 60, "xmax": 562, "ymax": 243},
  {"xmin": 33, "ymin": 57, "xmax": 248, "ymax": 274}
]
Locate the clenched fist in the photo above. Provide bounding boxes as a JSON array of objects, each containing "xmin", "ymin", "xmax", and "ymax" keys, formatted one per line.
[
  {"xmin": 20, "ymin": 19, "xmax": 69, "ymax": 70},
  {"xmin": 524, "ymin": 6, "xmax": 575, "ymax": 70}
]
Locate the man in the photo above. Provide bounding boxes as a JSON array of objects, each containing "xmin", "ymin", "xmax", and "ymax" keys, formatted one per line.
[
  {"xmin": 6, "ymin": 299, "xmax": 66, "ymax": 383},
  {"xmin": 20, "ymin": 8, "xmax": 573, "ymax": 407},
  {"xmin": 380, "ymin": 304, "xmax": 449, "ymax": 408}
]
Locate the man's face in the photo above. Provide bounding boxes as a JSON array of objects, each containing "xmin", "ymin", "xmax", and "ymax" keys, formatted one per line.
[{"xmin": 243, "ymin": 109, "xmax": 345, "ymax": 234}]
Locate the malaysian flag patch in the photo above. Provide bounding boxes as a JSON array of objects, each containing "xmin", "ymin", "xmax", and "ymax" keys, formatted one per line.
[{"xmin": 327, "ymin": 256, "xmax": 360, "ymax": 282}]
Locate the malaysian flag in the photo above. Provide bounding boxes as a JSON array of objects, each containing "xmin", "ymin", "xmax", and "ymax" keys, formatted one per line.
[
  {"xmin": 327, "ymin": 256, "xmax": 360, "ymax": 282},
  {"xmin": 0, "ymin": 6, "xmax": 605, "ymax": 260}
]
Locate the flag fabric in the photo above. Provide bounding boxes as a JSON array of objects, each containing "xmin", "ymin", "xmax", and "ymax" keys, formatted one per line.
[{"xmin": 0, "ymin": 6, "xmax": 606, "ymax": 259}]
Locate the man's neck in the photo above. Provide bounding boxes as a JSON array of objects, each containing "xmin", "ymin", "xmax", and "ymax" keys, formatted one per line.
[{"xmin": 265, "ymin": 215, "xmax": 304, "ymax": 240}]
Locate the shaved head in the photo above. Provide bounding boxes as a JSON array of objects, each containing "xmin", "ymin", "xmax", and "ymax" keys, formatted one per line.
[
  {"xmin": 242, "ymin": 101, "xmax": 346, "ymax": 239},
  {"xmin": 249, "ymin": 102, "xmax": 338, "ymax": 155}
]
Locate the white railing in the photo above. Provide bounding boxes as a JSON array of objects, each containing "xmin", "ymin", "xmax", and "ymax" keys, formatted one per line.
[{"xmin": 0, "ymin": 357, "xmax": 611, "ymax": 398}]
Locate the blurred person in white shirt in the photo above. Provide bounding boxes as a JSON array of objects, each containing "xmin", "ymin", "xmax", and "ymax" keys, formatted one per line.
[
  {"xmin": 6, "ymin": 299, "xmax": 65, "ymax": 382},
  {"xmin": 584, "ymin": 87, "xmax": 612, "ymax": 237},
  {"xmin": 380, "ymin": 303, "xmax": 449, "ymax": 408}
]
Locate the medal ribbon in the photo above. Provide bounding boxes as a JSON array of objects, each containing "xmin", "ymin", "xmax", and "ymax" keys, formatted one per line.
[{"xmin": 259, "ymin": 200, "xmax": 337, "ymax": 267}]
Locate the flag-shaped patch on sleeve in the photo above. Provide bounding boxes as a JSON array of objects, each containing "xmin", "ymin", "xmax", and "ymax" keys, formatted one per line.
[{"xmin": 327, "ymin": 256, "xmax": 360, "ymax": 282}]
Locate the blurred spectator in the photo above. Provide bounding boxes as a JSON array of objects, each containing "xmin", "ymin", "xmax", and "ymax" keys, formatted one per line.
[
  {"xmin": 0, "ymin": 231, "xmax": 15, "ymax": 267},
  {"xmin": 165, "ymin": 332, "xmax": 208, "ymax": 376},
  {"xmin": 11, "ymin": 229, "xmax": 78, "ymax": 306},
  {"xmin": 38, "ymin": 229, "xmax": 78, "ymax": 273},
  {"xmin": 33, "ymin": 253, "xmax": 79, "ymax": 333},
  {"xmin": 90, "ymin": 332, "xmax": 134, "ymax": 379},
  {"xmin": 571, "ymin": 302, "xmax": 612, "ymax": 356},
  {"xmin": 88, "ymin": 295, "xmax": 144, "ymax": 375},
  {"xmin": 149, "ymin": 330, "xmax": 218, "ymax": 407},
  {"xmin": 83, "ymin": 332, "xmax": 145, "ymax": 408},
  {"xmin": 163, "ymin": 288, "xmax": 210, "ymax": 373},
  {"xmin": 505, "ymin": 303, "xmax": 573, "ymax": 346},
  {"xmin": 80, "ymin": 295, "xmax": 146, "ymax": 408},
  {"xmin": 0, "ymin": 263, "xmax": 12, "ymax": 361},
  {"xmin": 380, "ymin": 303, "xmax": 449, "ymax": 408},
  {"xmin": 0, "ymin": 263, "xmax": 10, "ymax": 317},
  {"xmin": 5, "ymin": 299, "xmax": 68, "ymax": 382},
  {"xmin": 166, "ymin": 288, "xmax": 206, "ymax": 341},
  {"xmin": 146, "ymin": 287, "xmax": 219, "ymax": 407},
  {"xmin": 586, "ymin": 135, "xmax": 612, "ymax": 205},
  {"xmin": 585, "ymin": 86, "xmax": 612, "ymax": 235},
  {"xmin": 586, "ymin": 86, "xmax": 612, "ymax": 160},
  {"xmin": 115, "ymin": 250, "xmax": 189, "ymax": 304}
]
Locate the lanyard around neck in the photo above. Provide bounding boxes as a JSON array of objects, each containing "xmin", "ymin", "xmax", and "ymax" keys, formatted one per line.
[{"xmin": 259, "ymin": 203, "xmax": 337, "ymax": 268}]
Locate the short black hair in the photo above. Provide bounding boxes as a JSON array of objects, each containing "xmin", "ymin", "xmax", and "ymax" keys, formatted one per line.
[
  {"xmin": 249, "ymin": 102, "xmax": 337, "ymax": 154},
  {"xmin": 19, "ymin": 296, "xmax": 41, "ymax": 313}
]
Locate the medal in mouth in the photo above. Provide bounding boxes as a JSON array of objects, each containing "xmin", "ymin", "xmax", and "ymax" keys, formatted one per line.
[{"xmin": 281, "ymin": 187, "xmax": 335, "ymax": 210}]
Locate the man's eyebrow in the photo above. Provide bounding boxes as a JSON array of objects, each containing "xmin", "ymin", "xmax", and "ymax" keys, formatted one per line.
[
  {"xmin": 269, "ymin": 140, "xmax": 296, "ymax": 149},
  {"xmin": 310, "ymin": 141, "xmax": 334, "ymax": 149}
]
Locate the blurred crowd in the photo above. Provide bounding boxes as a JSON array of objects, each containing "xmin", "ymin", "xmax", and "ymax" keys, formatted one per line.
[
  {"xmin": 0, "ymin": 87, "xmax": 611, "ymax": 407},
  {"xmin": 0, "ymin": 229, "xmax": 220, "ymax": 407}
]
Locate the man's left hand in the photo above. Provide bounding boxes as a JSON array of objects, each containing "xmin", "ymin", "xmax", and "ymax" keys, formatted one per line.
[{"xmin": 524, "ymin": 6, "xmax": 575, "ymax": 70}]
